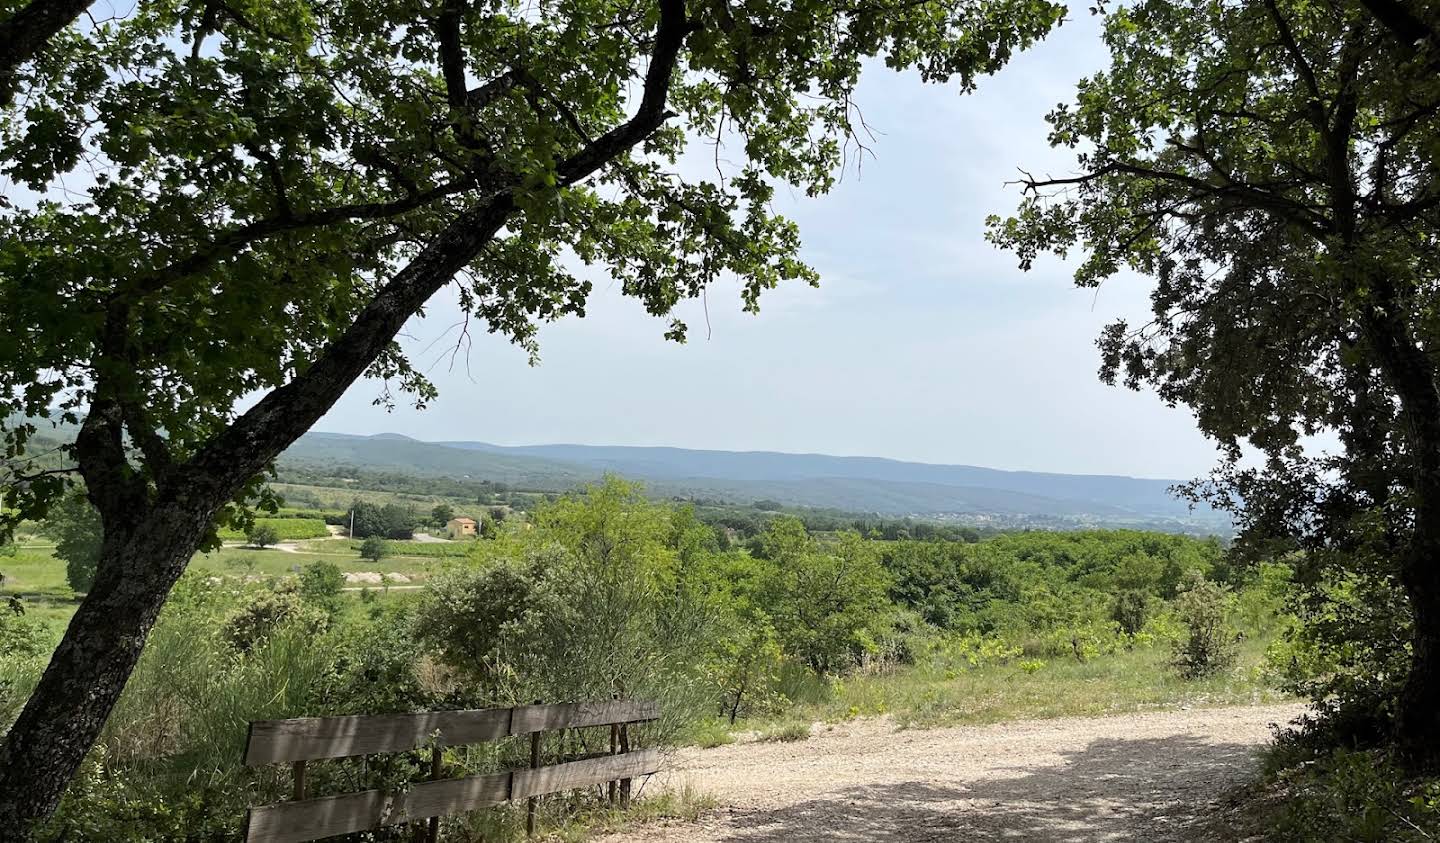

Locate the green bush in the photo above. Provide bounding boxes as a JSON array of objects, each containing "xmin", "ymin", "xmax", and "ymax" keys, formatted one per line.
[
  {"xmin": 1263, "ymin": 743, "xmax": 1440, "ymax": 842},
  {"xmin": 1170, "ymin": 572, "xmax": 1239, "ymax": 679},
  {"xmin": 359, "ymin": 536, "xmax": 388, "ymax": 562},
  {"xmin": 415, "ymin": 480, "xmax": 718, "ymax": 737},
  {"xmin": 298, "ymin": 561, "xmax": 345, "ymax": 612},
  {"xmin": 246, "ymin": 524, "xmax": 279, "ymax": 548},
  {"xmin": 0, "ymin": 611, "xmax": 54, "ymax": 729},
  {"xmin": 221, "ymin": 586, "xmax": 328, "ymax": 652},
  {"xmin": 1111, "ymin": 589, "xmax": 1151, "ymax": 637}
]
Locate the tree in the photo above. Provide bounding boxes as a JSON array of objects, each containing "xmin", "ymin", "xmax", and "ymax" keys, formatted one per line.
[
  {"xmin": 246, "ymin": 525, "xmax": 279, "ymax": 549},
  {"xmin": 755, "ymin": 518, "xmax": 892, "ymax": 672},
  {"xmin": 989, "ymin": 0, "xmax": 1440, "ymax": 764},
  {"xmin": 40, "ymin": 492, "xmax": 100, "ymax": 593},
  {"xmin": 298, "ymin": 561, "xmax": 346, "ymax": 613},
  {"xmin": 1110, "ymin": 589, "xmax": 1150, "ymax": 638},
  {"xmin": 1170, "ymin": 573, "xmax": 1239, "ymax": 679},
  {"xmin": 0, "ymin": 0, "xmax": 1063, "ymax": 828},
  {"xmin": 430, "ymin": 504, "xmax": 454, "ymax": 529},
  {"xmin": 359, "ymin": 537, "xmax": 389, "ymax": 564},
  {"xmin": 350, "ymin": 501, "xmax": 416, "ymax": 539}
]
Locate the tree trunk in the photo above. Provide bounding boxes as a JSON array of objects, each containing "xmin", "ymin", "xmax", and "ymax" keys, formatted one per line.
[
  {"xmin": 0, "ymin": 505, "xmax": 207, "ymax": 839},
  {"xmin": 1360, "ymin": 299, "xmax": 1440, "ymax": 771},
  {"xmin": 1398, "ymin": 539, "xmax": 1440, "ymax": 771}
]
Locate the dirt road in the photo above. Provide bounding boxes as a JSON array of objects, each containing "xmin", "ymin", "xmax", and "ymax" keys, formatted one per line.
[{"xmin": 600, "ymin": 703, "xmax": 1303, "ymax": 842}]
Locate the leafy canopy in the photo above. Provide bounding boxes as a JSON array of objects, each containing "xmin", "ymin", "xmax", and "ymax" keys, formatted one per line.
[
  {"xmin": 988, "ymin": 0, "xmax": 1440, "ymax": 729},
  {"xmin": 0, "ymin": 0, "xmax": 1063, "ymax": 533}
]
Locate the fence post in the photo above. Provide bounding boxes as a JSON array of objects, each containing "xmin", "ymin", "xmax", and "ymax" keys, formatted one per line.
[
  {"xmin": 618, "ymin": 723, "xmax": 631, "ymax": 808},
  {"xmin": 607, "ymin": 724, "xmax": 618, "ymax": 805},
  {"xmin": 293, "ymin": 760, "xmax": 307, "ymax": 802},
  {"xmin": 425, "ymin": 746, "xmax": 443, "ymax": 843},
  {"xmin": 526, "ymin": 699, "xmax": 542, "ymax": 837}
]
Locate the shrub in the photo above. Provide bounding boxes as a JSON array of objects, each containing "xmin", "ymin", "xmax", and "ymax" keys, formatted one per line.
[
  {"xmin": 415, "ymin": 479, "xmax": 718, "ymax": 737},
  {"xmin": 246, "ymin": 524, "xmax": 279, "ymax": 548},
  {"xmin": 0, "ymin": 612, "xmax": 54, "ymax": 729},
  {"xmin": 1171, "ymin": 572, "xmax": 1239, "ymax": 679},
  {"xmin": 222, "ymin": 587, "xmax": 328, "ymax": 652},
  {"xmin": 298, "ymin": 561, "xmax": 345, "ymax": 612},
  {"xmin": 1262, "ymin": 743, "xmax": 1440, "ymax": 842},
  {"xmin": 1111, "ymin": 589, "xmax": 1151, "ymax": 637},
  {"xmin": 359, "ymin": 536, "xmax": 388, "ymax": 562}
]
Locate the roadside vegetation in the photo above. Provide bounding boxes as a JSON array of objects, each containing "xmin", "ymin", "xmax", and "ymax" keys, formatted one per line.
[{"xmin": 0, "ymin": 478, "xmax": 1302, "ymax": 840}]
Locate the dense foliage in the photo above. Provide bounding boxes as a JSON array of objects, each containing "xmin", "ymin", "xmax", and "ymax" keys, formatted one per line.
[
  {"xmin": 348, "ymin": 501, "xmax": 418, "ymax": 540},
  {"xmin": 39, "ymin": 493, "xmax": 99, "ymax": 593},
  {"xmin": 0, "ymin": 479, "xmax": 1286, "ymax": 838},
  {"xmin": 990, "ymin": 0, "xmax": 1440, "ymax": 765},
  {"xmin": 0, "ymin": 0, "xmax": 1069, "ymax": 823}
]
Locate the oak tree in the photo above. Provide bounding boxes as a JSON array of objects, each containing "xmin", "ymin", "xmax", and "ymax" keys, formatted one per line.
[
  {"xmin": 990, "ymin": 0, "xmax": 1440, "ymax": 766},
  {"xmin": 0, "ymin": 0, "xmax": 1062, "ymax": 829}
]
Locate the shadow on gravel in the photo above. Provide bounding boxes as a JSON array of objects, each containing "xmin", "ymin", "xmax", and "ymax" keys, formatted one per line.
[{"xmin": 714, "ymin": 733, "xmax": 1260, "ymax": 842}]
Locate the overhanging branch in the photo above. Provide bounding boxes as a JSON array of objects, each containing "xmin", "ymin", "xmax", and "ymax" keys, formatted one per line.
[
  {"xmin": 0, "ymin": 0, "xmax": 94, "ymax": 104},
  {"xmin": 179, "ymin": 0, "xmax": 692, "ymax": 502}
]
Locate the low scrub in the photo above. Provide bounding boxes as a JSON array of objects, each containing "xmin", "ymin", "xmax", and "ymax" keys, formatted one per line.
[
  {"xmin": 1256, "ymin": 738, "xmax": 1440, "ymax": 842},
  {"xmin": 755, "ymin": 720, "xmax": 812, "ymax": 743}
]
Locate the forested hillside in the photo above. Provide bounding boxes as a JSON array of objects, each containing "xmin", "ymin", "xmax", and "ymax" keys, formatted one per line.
[{"xmin": 280, "ymin": 432, "xmax": 1227, "ymax": 531}]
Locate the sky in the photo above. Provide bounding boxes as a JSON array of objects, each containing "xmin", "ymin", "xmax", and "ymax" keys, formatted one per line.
[{"xmin": 315, "ymin": 11, "xmax": 1224, "ymax": 481}]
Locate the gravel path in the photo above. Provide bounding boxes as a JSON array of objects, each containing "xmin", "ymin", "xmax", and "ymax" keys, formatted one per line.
[{"xmin": 600, "ymin": 703, "xmax": 1304, "ymax": 842}]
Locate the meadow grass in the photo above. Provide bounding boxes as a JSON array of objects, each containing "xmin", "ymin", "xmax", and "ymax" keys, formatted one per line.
[
  {"xmin": 736, "ymin": 637, "xmax": 1287, "ymax": 735},
  {"xmin": 446, "ymin": 784, "xmax": 716, "ymax": 842},
  {"xmin": 0, "ymin": 547, "xmax": 79, "ymax": 637}
]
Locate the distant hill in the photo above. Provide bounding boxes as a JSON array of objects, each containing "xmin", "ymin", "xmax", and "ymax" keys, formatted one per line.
[{"xmin": 281, "ymin": 433, "xmax": 1227, "ymax": 532}]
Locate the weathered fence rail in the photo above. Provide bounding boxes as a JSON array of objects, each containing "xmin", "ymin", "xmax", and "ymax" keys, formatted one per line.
[{"xmin": 242, "ymin": 699, "xmax": 660, "ymax": 843}]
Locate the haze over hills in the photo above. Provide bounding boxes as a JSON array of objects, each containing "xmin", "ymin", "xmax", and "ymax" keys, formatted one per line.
[{"xmin": 282, "ymin": 432, "xmax": 1228, "ymax": 532}]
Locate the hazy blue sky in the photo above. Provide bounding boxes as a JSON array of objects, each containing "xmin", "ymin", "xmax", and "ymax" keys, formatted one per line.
[{"xmin": 317, "ymin": 11, "xmax": 1222, "ymax": 481}]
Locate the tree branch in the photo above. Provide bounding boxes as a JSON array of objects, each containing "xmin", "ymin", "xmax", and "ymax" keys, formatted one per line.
[
  {"xmin": 1357, "ymin": 0, "xmax": 1440, "ymax": 57},
  {"xmin": 180, "ymin": 0, "xmax": 691, "ymax": 503},
  {"xmin": 1021, "ymin": 160, "xmax": 1332, "ymax": 239},
  {"xmin": 121, "ymin": 175, "xmax": 480, "ymax": 301},
  {"xmin": 0, "ymin": 0, "xmax": 94, "ymax": 104}
]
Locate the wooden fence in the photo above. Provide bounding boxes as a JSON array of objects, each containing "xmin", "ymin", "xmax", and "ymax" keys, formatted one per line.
[{"xmin": 242, "ymin": 699, "xmax": 661, "ymax": 843}]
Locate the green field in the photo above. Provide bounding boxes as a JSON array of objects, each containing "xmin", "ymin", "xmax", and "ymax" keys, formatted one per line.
[
  {"xmin": 1, "ymin": 540, "xmax": 454, "ymax": 633},
  {"xmin": 216, "ymin": 517, "xmax": 331, "ymax": 542},
  {"xmin": 296, "ymin": 538, "xmax": 476, "ymax": 558}
]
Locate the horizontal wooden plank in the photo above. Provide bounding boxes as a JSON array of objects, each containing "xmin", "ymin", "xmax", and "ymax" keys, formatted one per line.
[
  {"xmin": 508, "ymin": 700, "xmax": 659, "ymax": 735},
  {"xmin": 245, "ymin": 708, "xmax": 511, "ymax": 765},
  {"xmin": 511, "ymin": 749, "xmax": 661, "ymax": 800},
  {"xmin": 245, "ymin": 771, "xmax": 511, "ymax": 843},
  {"xmin": 244, "ymin": 750, "xmax": 663, "ymax": 843}
]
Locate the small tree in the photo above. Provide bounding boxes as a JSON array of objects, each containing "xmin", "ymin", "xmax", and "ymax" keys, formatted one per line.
[
  {"xmin": 1111, "ymin": 589, "xmax": 1151, "ymax": 637},
  {"xmin": 359, "ymin": 537, "xmax": 388, "ymax": 563},
  {"xmin": 246, "ymin": 525, "xmax": 280, "ymax": 549},
  {"xmin": 40, "ymin": 492, "xmax": 102, "ymax": 594},
  {"xmin": 431, "ymin": 504, "xmax": 454, "ymax": 529},
  {"xmin": 299, "ymin": 561, "xmax": 346, "ymax": 613},
  {"xmin": 1171, "ymin": 573, "xmax": 1239, "ymax": 679}
]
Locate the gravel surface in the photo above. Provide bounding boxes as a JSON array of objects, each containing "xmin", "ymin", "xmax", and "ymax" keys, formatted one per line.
[{"xmin": 599, "ymin": 703, "xmax": 1305, "ymax": 842}]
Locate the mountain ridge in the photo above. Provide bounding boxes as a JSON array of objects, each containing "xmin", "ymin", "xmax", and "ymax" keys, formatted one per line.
[{"xmin": 283, "ymin": 431, "xmax": 1225, "ymax": 531}]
